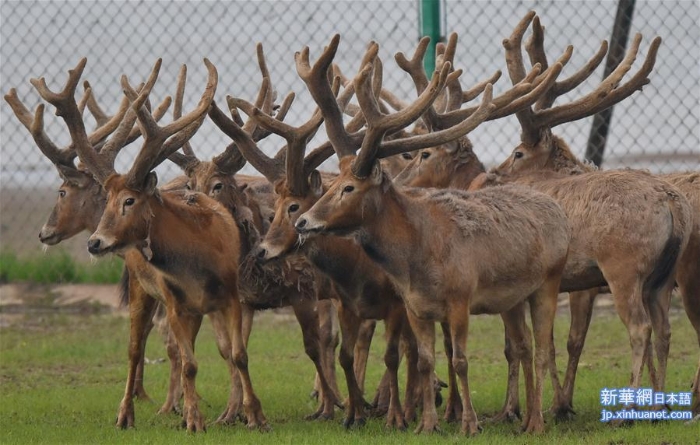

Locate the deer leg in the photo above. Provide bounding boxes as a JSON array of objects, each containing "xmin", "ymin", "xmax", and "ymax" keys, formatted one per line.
[
  {"xmin": 222, "ymin": 299, "xmax": 267, "ymax": 431},
  {"xmin": 606, "ymin": 274, "xmax": 651, "ymax": 425},
  {"xmin": 336, "ymin": 305, "xmax": 366, "ymax": 428},
  {"xmin": 355, "ymin": 319, "xmax": 376, "ymax": 395},
  {"xmin": 402, "ymin": 317, "xmax": 420, "ymax": 423},
  {"xmin": 440, "ymin": 321, "xmax": 462, "ymax": 423},
  {"xmin": 644, "ymin": 281, "xmax": 674, "ymax": 394},
  {"xmin": 291, "ymin": 298, "xmax": 340, "ymax": 421},
  {"xmin": 163, "ymin": 305, "xmax": 205, "ymax": 433},
  {"xmin": 522, "ymin": 278, "xmax": 559, "ymax": 434},
  {"xmin": 405, "ymin": 311, "xmax": 439, "ymax": 434},
  {"xmin": 490, "ymin": 305, "xmax": 528, "ymax": 423},
  {"xmin": 158, "ymin": 322, "xmax": 183, "ymax": 415},
  {"xmin": 212, "ymin": 303, "xmax": 253, "ymax": 425},
  {"xmin": 383, "ymin": 307, "xmax": 408, "ymax": 430},
  {"xmin": 133, "ymin": 306, "xmax": 155, "ymax": 402},
  {"xmin": 312, "ymin": 296, "xmax": 343, "ymax": 407},
  {"xmin": 445, "ymin": 299, "xmax": 480, "ymax": 436},
  {"xmin": 116, "ymin": 281, "xmax": 158, "ymax": 429},
  {"xmin": 207, "ymin": 310, "xmax": 240, "ymax": 425},
  {"xmin": 555, "ymin": 288, "xmax": 598, "ymax": 421},
  {"xmin": 677, "ymin": 253, "xmax": 700, "ymax": 417}
]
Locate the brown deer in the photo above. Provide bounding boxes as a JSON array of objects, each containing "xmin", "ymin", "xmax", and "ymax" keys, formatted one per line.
[
  {"xmin": 291, "ymin": 34, "xmax": 571, "ymax": 435},
  {"xmin": 463, "ymin": 12, "xmax": 693, "ymax": 420},
  {"xmin": 30, "ymin": 57, "xmax": 267, "ymax": 432},
  {"xmin": 383, "ymin": 27, "xmax": 566, "ymax": 423},
  {"xmin": 165, "ymin": 50, "xmax": 343, "ymax": 421},
  {"xmin": 3, "ymin": 81, "xmax": 190, "ymax": 412},
  {"xmin": 209, "ymin": 70, "xmax": 424, "ymax": 428}
]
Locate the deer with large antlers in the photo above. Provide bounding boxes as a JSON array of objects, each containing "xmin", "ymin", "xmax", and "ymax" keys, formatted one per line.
[
  {"xmin": 25, "ymin": 57, "xmax": 268, "ymax": 432},
  {"xmin": 209, "ymin": 67, "xmax": 425, "ymax": 428},
  {"xmin": 4, "ymin": 78, "xmax": 196, "ymax": 414},
  {"xmin": 476, "ymin": 12, "xmax": 699, "ymax": 419},
  {"xmin": 165, "ymin": 48, "xmax": 345, "ymax": 421},
  {"xmin": 453, "ymin": 12, "xmax": 693, "ymax": 420},
  {"xmin": 289, "ymin": 34, "xmax": 571, "ymax": 435}
]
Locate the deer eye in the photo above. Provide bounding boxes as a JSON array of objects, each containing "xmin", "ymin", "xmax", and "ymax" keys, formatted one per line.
[
  {"xmin": 124, "ymin": 198, "xmax": 135, "ymax": 206},
  {"xmin": 343, "ymin": 185, "xmax": 354, "ymax": 194},
  {"xmin": 213, "ymin": 182, "xmax": 223, "ymax": 191},
  {"xmin": 514, "ymin": 151, "xmax": 524, "ymax": 159},
  {"xmin": 401, "ymin": 153, "xmax": 413, "ymax": 160},
  {"xmin": 58, "ymin": 190, "xmax": 66, "ymax": 198},
  {"xmin": 421, "ymin": 151, "xmax": 430, "ymax": 159},
  {"xmin": 288, "ymin": 203, "xmax": 300, "ymax": 213}
]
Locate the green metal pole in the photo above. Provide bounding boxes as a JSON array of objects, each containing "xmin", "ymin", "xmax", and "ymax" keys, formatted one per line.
[{"xmin": 420, "ymin": 0, "xmax": 441, "ymax": 77}]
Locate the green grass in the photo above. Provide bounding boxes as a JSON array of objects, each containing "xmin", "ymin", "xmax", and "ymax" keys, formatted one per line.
[
  {"xmin": 0, "ymin": 307, "xmax": 697, "ymax": 444},
  {"xmin": 0, "ymin": 250, "xmax": 123, "ymax": 284}
]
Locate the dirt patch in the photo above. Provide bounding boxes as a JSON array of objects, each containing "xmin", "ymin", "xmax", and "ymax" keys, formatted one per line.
[{"xmin": 0, "ymin": 282, "xmax": 123, "ymax": 328}]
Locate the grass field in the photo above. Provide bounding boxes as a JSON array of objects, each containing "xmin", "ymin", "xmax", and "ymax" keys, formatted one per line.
[{"xmin": 0, "ymin": 299, "xmax": 698, "ymax": 444}]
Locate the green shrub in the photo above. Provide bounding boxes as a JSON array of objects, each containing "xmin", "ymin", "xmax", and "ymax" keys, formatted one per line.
[{"xmin": 0, "ymin": 250, "xmax": 123, "ymax": 284}]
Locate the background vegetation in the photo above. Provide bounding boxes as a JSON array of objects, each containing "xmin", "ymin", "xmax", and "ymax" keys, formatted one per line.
[{"xmin": 0, "ymin": 301, "xmax": 697, "ymax": 444}]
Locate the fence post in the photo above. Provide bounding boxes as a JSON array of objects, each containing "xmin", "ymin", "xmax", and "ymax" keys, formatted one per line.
[
  {"xmin": 584, "ymin": 0, "xmax": 636, "ymax": 166},
  {"xmin": 420, "ymin": 0, "xmax": 441, "ymax": 77}
]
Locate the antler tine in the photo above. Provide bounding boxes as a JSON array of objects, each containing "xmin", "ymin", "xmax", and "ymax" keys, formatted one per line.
[
  {"xmin": 487, "ymin": 62, "xmax": 561, "ymax": 120},
  {"xmin": 351, "ymin": 60, "xmax": 452, "ymax": 178},
  {"xmin": 296, "ymin": 34, "xmax": 361, "ymax": 158},
  {"xmin": 462, "ymin": 70, "xmax": 501, "ymax": 103},
  {"xmin": 249, "ymin": 99, "xmax": 324, "ymax": 195},
  {"xmin": 208, "ymin": 95, "xmax": 283, "ymax": 183},
  {"xmin": 117, "ymin": 93, "xmax": 172, "ymax": 147},
  {"xmin": 502, "ymin": 10, "xmax": 542, "ymax": 144},
  {"xmin": 525, "ymin": 16, "xmax": 608, "ymax": 111},
  {"xmin": 394, "ymin": 36, "xmax": 431, "ymax": 96},
  {"xmin": 377, "ymin": 83, "xmax": 495, "ymax": 158},
  {"xmin": 123, "ymin": 58, "xmax": 217, "ymax": 187},
  {"xmin": 241, "ymin": 70, "xmax": 270, "ymax": 136},
  {"xmin": 77, "ymin": 85, "xmax": 91, "ymax": 116},
  {"xmin": 30, "ymin": 58, "xmax": 119, "ymax": 182},
  {"xmin": 533, "ymin": 34, "xmax": 660, "ymax": 129},
  {"xmin": 395, "ymin": 35, "xmax": 456, "ymax": 131},
  {"xmin": 31, "ymin": 58, "xmax": 87, "ymax": 109},
  {"xmin": 4, "ymin": 88, "xmax": 77, "ymax": 169},
  {"xmin": 83, "ymin": 80, "xmax": 110, "ymax": 127},
  {"xmin": 525, "ymin": 16, "xmax": 548, "ymax": 71},
  {"xmin": 168, "ymin": 65, "xmax": 200, "ymax": 171},
  {"xmin": 302, "ymin": 77, "xmax": 367, "ymax": 175}
]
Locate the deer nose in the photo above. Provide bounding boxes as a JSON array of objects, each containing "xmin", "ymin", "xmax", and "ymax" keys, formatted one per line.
[
  {"xmin": 87, "ymin": 238, "xmax": 101, "ymax": 254},
  {"xmin": 254, "ymin": 246, "xmax": 267, "ymax": 261},
  {"xmin": 295, "ymin": 218, "xmax": 308, "ymax": 232}
]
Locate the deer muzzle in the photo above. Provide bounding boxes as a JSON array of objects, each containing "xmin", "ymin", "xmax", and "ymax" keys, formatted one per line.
[
  {"xmin": 38, "ymin": 225, "xmax": 60, "ymax": 245},
  {"xmin": 294, "ymin": 214, "xmax": 324, "ymax": 235},
  {"xmin": 87, "ymin": 234, "xmax": 115, "ymax": 256}
]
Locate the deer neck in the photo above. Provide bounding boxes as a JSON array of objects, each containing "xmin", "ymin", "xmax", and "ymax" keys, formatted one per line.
[
  {"xmin": 544, "ymin": 135, "xmax": 592, "ymax": 175},
  {"xmin": 354, "ymin": 184, "xmax": 418, "ymax": 279}
]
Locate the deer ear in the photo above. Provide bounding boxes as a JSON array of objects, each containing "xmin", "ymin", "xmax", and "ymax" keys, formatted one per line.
[
  {"xmin": 144, "ymin": 172, "xmax": 158, "ymax": 195},
  {"xmin": 309, "ymin": 170, "xmax": 323, "ymax": 197},
  {"xmin": 370, "ymin": 161, "xmax": 383, "ymax": 185}
]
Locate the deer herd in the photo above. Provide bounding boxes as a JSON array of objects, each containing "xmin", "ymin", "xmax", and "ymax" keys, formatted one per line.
[{"xmin": 5, "ymin": 11, "xmax": 699, "ymax": 435}]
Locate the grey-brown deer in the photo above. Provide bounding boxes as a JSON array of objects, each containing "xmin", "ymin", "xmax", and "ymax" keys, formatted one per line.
[
  {"xmin": 32, "ymin": 57, "xmax": 268, "ymax": 432},
  {"xmin": 292, "ymin": 34, "xmax": 572, "ymax": 435},
  {"xmin": 465, "ymin": 12, "xmax": 692, "ymax": 420},
  {"xmin": 166, "ymin": 50, "xmax": 343, "ymax": 421},
  {"xmin": 4, "ymin": 78, "xmax": 193, "ymax": 415}
]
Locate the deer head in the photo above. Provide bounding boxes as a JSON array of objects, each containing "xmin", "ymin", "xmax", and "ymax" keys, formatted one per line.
[
  {"xmin": 78, "ymin": 58, "xmax": 216, "ymax": 256},
  {"xmin": 291, "ymin": 35, "xmax": 497, "ymax": 236},
  {"xmin": 4, "ymin": 61, "xmax": 171, "ymax": 245},
  {"xmin": 493, "ymin": 12, "xmax": 661, "ymax": 176}
]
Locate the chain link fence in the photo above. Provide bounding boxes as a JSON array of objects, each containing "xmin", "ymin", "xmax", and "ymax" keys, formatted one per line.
[{"xmin": 1, "ymin": 0, "xmax": 698, "ymax": 270}]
